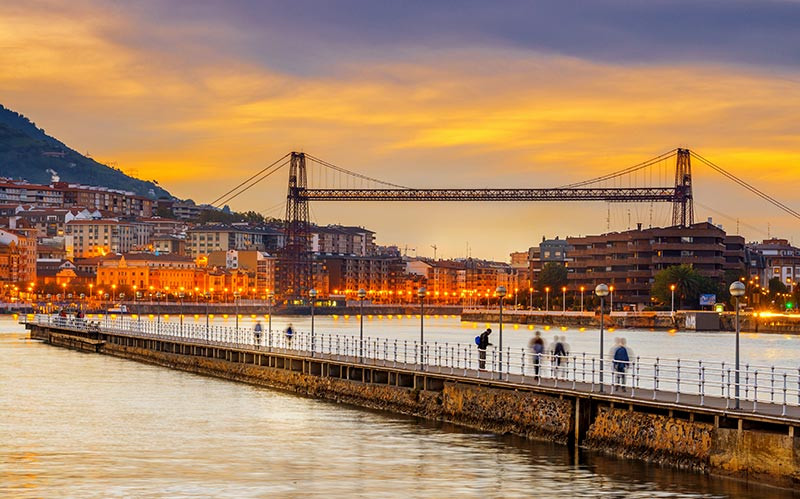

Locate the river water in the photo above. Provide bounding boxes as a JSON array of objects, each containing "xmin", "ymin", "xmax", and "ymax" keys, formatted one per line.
[{"xmin": 2, "ymin": 317, "xmax": 797, "ymax": 498}]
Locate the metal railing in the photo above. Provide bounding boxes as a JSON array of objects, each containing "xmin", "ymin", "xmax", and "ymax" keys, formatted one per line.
[{"xmin": 31, "ymin": 314, "xmax": 800, "ymax": 417}]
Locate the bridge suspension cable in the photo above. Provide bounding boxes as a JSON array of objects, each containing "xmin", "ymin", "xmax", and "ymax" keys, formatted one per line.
[
  {"xmin": 690, "ymin": 151, "xmax": 800, "ymax": 222},
  {"xmin": 304, "ymin": 153, "xmax": 412, "ymax": 189},
  {"xmin": 558, "ymin": 148, "xmax": 678, "ymax": 188},
  {"xmin": 211, "ymin": 153, "xmax": 291, "ymax": 208}
]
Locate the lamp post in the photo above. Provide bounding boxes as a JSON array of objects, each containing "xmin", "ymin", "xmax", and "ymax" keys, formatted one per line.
[
  {"xmin": 103, "ymin": 293, "xmax": 109, "ymax": 324},
  {"xmin": 135, "ymin": 290, "xmax": 142, "ymax": 324},
  {"xmin": 580, "ymin": 286, "xmax": 585, "ymax": 312},
  {"xmin": 418, "ymin": 286, "xmax": 426, "ymax": 369},
  {"xmin": 529, "ymin": 287, "xmax": 533, "ymax": 312},
  {"xmin": 496, "ymin": 285, "xmax": 507, "ymax": 377},
  {"xmin": 179, "ymin": 292, "xmax": 185, "ymax": 337},
  {"xmin": 155, "ymin": 292, "xmax": 161, "ymax": 334},
  {"xmin": 545, "ymin": 286, "xmax": 550, "ymax": 312},
  {"xmin": 358, "ymin": 288, "xmax": 366, "ymax": 361},
  {"xmin": 267, "ymin": 291, "xmax": 274, "ymax": 346},
  {"xmin": 204, "ymin": 292, "xmax": 211, "ymax": 341},
  {"xmin": 309, "ymin": 289, "xmax": 317, "ymax": 356},
  {"xmin": 730, "ymin": 281, "xmax": 746, "ymax": 410},
  {"xmin": 609, "ymin": 285, "xmax": 614, "ymax": 312},
  {"xmin": 595, "ymin": 283, "xmax": 610, "ymax": 392},
  {"xmin": 233, "ymin": 291, "xmax": 240, "ymax": 331},
  {"xmin": 561, "ymin": 286, "xmax": 567, "ymax": 313},
  {"xmin": 670, "ymin": 284, "xmax": 676, "ymax": 315},
  {"xmin": 514, "ymin": 287, "xmax": 519, "ymax": 310}
]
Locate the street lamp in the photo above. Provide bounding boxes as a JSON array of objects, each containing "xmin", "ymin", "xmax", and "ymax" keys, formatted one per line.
[
  {"xmin": 233, "ymin": 291, "xmax": 241, "ymax": 331},
  {"xmin": 545, "ymin": 286, "xmax": 550, "ymax": 312},
  {"xmin": 136, "ymin": 291, "xmax": 142, "ymax": 324},
  {"xmin": 309, "ymin": 289, "xmax": 317, "ymax": 355},
  {"xmin": 580, "ymin": 286, "xmax": 585, "ymax": 312},
  {"xmin": 730, "ymin": 280, "xmax": 746, "ymax": 410},
  {"xmin": 529, "ymin": 287, "xmax": 533, "ymax": 312},
  {"xmin": 358, "ymin": 288, "xmax": 366, "ymax": 361},
  {"xmin": 561, "ymin": 286, "xmax": 567, "ymax": 313},
  {"xmin": 155, "ymin": 292, "xmax": 162, "ymax": 333},
  {"xmin": 496, "ymin": 285, "xmax": 507, "ymax": 378},
  {"xmin": 204, "ymin": 292, "xmax": 211, "ymax": 341},
  {"xmin": 417, "ymin": 286, "xmax": 426, "ymax": 369},
  {"xmin": 179, "ymin": 292, "xmax": 185, "ymax": 337},
  {"xmin": 267, "ymin": 291, "xmax": 274, "ymax": 347},
  {"xmin": 595, "ymin": 283, "xmax": 610, "ymax": 392},
  {"xmin": 670, "ymin": 284, "xmax": 676, "ymax": 315}
]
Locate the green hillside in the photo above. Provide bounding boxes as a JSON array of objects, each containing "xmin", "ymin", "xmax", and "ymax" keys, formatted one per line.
[{"xmin": 0, "ymin": 105, "xmax": 171, "ymax": 199}]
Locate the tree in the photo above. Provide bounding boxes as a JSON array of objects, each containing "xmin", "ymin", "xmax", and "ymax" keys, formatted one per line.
[
  {"xmin": 651, "ymin": 264, "xmax": 718, "ymax": 309},
  {"xmin": 537, "ymin": 262, "xmax": 568, "ymax": 290},
  {"xmin": 768, "ymin": 277, "xmax": 787, "ymax": 296}
]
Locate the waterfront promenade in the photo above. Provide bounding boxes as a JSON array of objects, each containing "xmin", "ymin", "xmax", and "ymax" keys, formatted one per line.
[{"xmin": 27, "ymin": 314, "xmax": 800, "ymax": 423}]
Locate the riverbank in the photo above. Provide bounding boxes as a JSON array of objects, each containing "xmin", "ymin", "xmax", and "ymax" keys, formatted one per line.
[
  {"xmin": 24, "ymin": 303, "xmax": 463, "ymax": 317},
  {"xmin": 462, "ymin": 310, "xmax": 800, "ymax": 334}
]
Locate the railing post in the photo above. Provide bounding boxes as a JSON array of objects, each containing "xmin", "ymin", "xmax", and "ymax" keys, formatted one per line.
[
  {"xmin": 591, "ymin": 357, "xmax": 596, "ymax": 392},
  {"xmin": 782, "ymin": 373, "xmax": 788, "ymax": 416},
  {"xmin": 676, "ymin": 358, "xmax": 681, "ymax": 404},
  {"xmin": 653, "ymin": 358, "xmax": 659, "ymax": 400},
  {"xmin": 745, "ymin": 363, "xmax": 750, "ymax": 401},
  {"xmin": 506, "ymin": 346, "xmax": 510, "ymax": 381},
  {"xmin": 572, "ymin": 355, "xmax": 577, "ymax": 390},
  {"xmin": 753, "ymin": 370, "xmax": 758, "ymax": 413},
  {"xmin": 771, "ymin": 366, "xmax": 776, "ymax": 403},
  {"xmin": 726, "ymin": 368, "xmax": 732, "ymax": 410},
  {"xmin": 700, "ymin": 366, "xmax": 705, "ymax": 407},
  {"xmin": 582, "ymin": 353, "xmax": 586, "ymax": 383}
]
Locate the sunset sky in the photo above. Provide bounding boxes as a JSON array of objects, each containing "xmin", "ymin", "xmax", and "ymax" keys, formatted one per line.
[{"xmin": 3, "ymin": 0, "xmax": 799, "ymax": 259}]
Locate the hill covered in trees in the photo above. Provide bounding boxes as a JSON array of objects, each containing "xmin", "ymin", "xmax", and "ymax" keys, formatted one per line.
[{"xmin": 0, "ymin": 105, "xmax": 171, "ymax": 199}]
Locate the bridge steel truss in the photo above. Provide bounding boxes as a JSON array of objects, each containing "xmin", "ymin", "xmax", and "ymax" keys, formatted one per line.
[
  {"xmin": 279, "ymin": 150, "xmax": 694, "ymax": 301},
  {"xmin": 303, "ymin": 187, "xmax": 677, "ymax": 202}
]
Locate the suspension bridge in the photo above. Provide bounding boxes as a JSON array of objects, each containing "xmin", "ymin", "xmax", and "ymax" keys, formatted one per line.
[{"xmin": 209, "ymin": 148, "xmax": 800, "ymax": 300}]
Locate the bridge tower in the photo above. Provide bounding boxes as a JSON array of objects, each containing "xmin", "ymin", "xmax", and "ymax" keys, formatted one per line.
[
  {"xmin": 671, "ymin": 148, "xmax": 694, "ymax": 227},
  {"xmin": 278, "ymin": 152, "xmax": 311, "ymax": 302}
]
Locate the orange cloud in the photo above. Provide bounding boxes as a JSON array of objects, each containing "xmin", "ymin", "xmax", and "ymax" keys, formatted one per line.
[{"xmin": 1, "ymin": 4, "xmax": 799, "ymax": 257}]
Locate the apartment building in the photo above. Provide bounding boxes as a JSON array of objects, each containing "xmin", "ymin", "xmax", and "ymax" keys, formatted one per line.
[
  {"xmin": 566, "ymin": 222, "xmax": 744, "ymax": 309},
  {"xmin": 747, "ymin": 238, "xmax": 800, "ymax": 288},
  {"xmin": 312, "ymin": 225, "xmax": 376, "ymax": 256},
  {"xmin": 321, "ymin": 255, "xmax": 405, "ymax": 295},
  {"xmin": 0, "ymin": 227, "xmax": 37, "ymax": 283},
  {"xmin": 54, "ymin": 182, "xmax": 153, "ymax": 217},
  {"xmin": 66, "ymin": 219, "xmax": 136, "ymax": 257},
  {"xmin": 187, "ymin": 224, "xmax": 283, "ymax": 257},
  {"xmin": 0, "ymin": 179, "xmax": 63, "ymax": 206},
  {"xmin": 96, "ymin": 253, "xmax": 197, "ymax": 290}
]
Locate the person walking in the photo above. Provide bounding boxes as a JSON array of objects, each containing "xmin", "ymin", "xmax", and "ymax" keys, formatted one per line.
[
  {"xmin": 477, "ymin": 328, "xmax": 492, "ymax": 370},
  {"xmin": 528, "ymin": 331, "xmax": 545, "ymax": 379},
  {"xmin": 613, "ymin": 337, "xmax": 631, "ymax": 391},
  {"xmin": 552, "ymin": 335, "xmax": 568, "ymax": 378},
  {"xmin": 285, "ymin": 323, "xmax": 295, "ymax": 347},
  {"xmin": 254, "ymin": 320, "xmax": 263, "ymax": 346}
]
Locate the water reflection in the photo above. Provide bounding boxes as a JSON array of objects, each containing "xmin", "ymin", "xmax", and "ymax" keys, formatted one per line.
[{"xmin": 1, "ymin": 319, "xmax": 797, "ymax": 498}]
